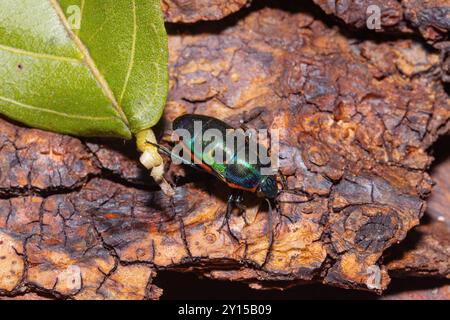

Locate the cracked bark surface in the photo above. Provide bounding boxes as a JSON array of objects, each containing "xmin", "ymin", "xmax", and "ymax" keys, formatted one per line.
[
  {"xmin": 0, "ymin": 1, "xmax": 450, "ymax": 299},
  {"xmin": 161, "ymin": 0, "xmax": 251, "ymax": 23},
  {"xmin": 160, "ymin": 0, "xmax": 450, "ymax": 81},
  {"xmin": 311, "ymin": 0, "xmax": 450, "ymax": 82},
  {"xmin": 386, "ymin": 139, "xmax": 450, "ymax": 279},
  {"xmin": 312, "ymin": 0, "xmax": 450, "ymax": 38}
]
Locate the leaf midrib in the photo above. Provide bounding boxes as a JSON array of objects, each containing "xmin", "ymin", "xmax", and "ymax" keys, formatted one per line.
[
  {"xmin": 49, "ymin": 0, "xmax": 129, "ymax": 125},
  {"xmin": 119, "ymin": 0, "xmax": 137, "ymax": 105}
]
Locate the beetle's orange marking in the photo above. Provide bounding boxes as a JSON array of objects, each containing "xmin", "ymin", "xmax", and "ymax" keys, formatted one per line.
[
  {"xmin": 196, "ymin": 161, "xmax": 214, "ymax": 174},
  {"xmin": 225, "ymin": 182, "xmax": 257, "ymax": 192}
]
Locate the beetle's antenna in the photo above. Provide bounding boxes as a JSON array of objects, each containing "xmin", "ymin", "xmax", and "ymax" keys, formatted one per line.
[
  {"xmin": 278, "ymin": 170, "xmax": 288, "ymax": 190},
  {"xmin": 276, "ymin": 170, "xmax": 309, "ymax": 198},
  {"xmin": 275, "ymin": 189, "xmax": 314, "ymax": 205},
  {"xmin": 146, "ymin": 140, "xmax": 192, "ymax": 166},
  {"xmin": 276, "ymin": 170, "xmax": 310, "ymax": 198},
  {"xmin": 277, "ymin": 189, "xmax": 307, "ymax": 195},
  {"xmin": 145, "ymin": 140, "xmax": 172, "ymax": 156}
]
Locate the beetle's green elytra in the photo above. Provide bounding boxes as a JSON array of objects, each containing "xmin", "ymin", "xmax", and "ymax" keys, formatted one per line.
[{"xmin": 172, "ymin": 114, "xmax": 279, "ymax": 199}]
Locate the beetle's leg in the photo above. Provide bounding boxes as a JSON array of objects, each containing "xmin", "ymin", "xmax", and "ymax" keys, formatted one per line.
[
  {"xmin": 234, "ymin": 191, "xmax": 246, "ymax": 211},
  {"xmin": 218, "ymin": 194, "xmax": 239, "ymax": 242},
  {"xmin": 234, "ymin": 191, "xmax": 249, "ymax": 225},
  {"xmin": 262, "ymin": 198, "xmax": 274, "ymax": 266},
  {"xmin": 218, "ymin": 194, "xmax": 233, "ymax": 231}
]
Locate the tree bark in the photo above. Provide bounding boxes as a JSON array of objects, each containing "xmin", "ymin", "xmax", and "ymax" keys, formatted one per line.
[
  {"xmin": 161, "ymin": 0, "xmax": 250, "ymax": 23},
  {"xmin": 386, "ymin": 137, "xmax": 450, "ymax": 279},
  {"xmin": 312, "ymin": 0, "xmax": 450, "ymax": 82},
  {"xmin": 0, "ymin": 0, "xmax": 449, "ymax": 299}
]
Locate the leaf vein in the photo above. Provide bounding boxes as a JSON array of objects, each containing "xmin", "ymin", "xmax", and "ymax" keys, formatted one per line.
[
  {"xmin": 0, "ymin": 95, "xmax": 115, "ymax": 121},
  {"xmin": 0, "ymin": 43, "xmax": 81, "ymax": 64}
]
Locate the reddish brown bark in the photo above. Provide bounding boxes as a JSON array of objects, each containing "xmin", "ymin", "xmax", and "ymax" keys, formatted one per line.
[
  {"xmin": 0, "ymin": 1, "xmax": 449, "ymax": 299},
  {"xmin": 386, "ymin": 140, "xmax": 450, "ymax": 279},
  {"xmin": 161, "ymin": 0, "xmax": 250, "ymax": 23},
  {"xmin": 312, "ymin": 0, "xmax": 450, "ymax": 82}
]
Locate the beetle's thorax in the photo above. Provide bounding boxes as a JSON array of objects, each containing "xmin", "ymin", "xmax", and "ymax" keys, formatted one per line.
[{"xmin": 257, "ymin": 175, "xmax": 278, "ymax": 199}]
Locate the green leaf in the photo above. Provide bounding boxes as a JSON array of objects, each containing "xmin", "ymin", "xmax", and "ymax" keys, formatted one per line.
[{"xmin": 0, "ymin": 0, "xmax": 168, "ymax": 139}]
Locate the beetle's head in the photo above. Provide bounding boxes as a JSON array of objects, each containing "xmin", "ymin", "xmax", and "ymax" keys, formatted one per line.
[{"xmin": 257, "ymin": 176, "xmax": 278, "ymax": 199}]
